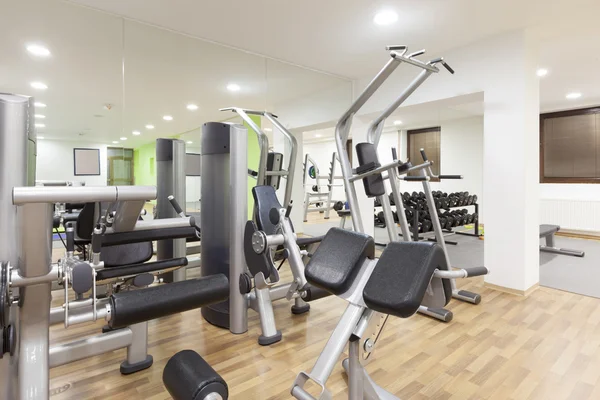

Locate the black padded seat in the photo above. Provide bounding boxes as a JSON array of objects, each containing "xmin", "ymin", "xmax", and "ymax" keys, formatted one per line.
[
  {"xmin": 304, "ymin": 228, "xmax": 374, "ymax": 295},
  {"xmin": 363, "ymin": 241, "xmax": 451, "ymax": 318},
  {"xmin": 252, "ymin": 186, "xmax": 282, "ymax": 235},
  {"xmin": 297, "ymin": 236, "xmax": 324, "ymax": 246},
  {"xmin": 540, "ymin": 224, "xmax": 560, "ymax": 238},
  {"xmin": 337, "ymin": 210, "xmax": 351, "ymax": 217},
  {"xmin": 101, "ymin": 242, "xmax": 153, "ymax": 267}
]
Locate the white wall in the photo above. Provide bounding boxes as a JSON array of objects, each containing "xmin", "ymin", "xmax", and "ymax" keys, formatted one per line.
[
  {"xmin": 397, "ymin": 117, "xmax": 484, "ymax": 221},
  {"xmin": 36, "ymin": 139, "xmax": 108, "ymax": 186}
]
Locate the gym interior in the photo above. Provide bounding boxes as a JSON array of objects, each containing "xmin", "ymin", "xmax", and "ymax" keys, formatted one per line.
[{"xmin": 1, "ymin": 0, "xmax": 599, "ymax": 399}]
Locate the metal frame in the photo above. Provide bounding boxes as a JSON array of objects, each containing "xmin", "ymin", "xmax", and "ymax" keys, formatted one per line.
[{"xmin": 221, "ymin": 107, "xmax": 297, "ymax": 207}]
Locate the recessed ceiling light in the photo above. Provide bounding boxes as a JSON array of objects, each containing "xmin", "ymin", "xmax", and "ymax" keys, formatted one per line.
[
  {"xmin": 186, "ymin": 141, "xmax": 193, "ymax": 144},
  {"xmin": 112, "ymin": 141, "xmax": 119, "ymax": 144},
  {"xmin": 132, "ymin": 130, "xmax": 141, "ymax": 136},
  {"xmin": 374, "ymin": 10, "xmax": 398, "ymax": 26},
  {"xmin": 34, "ymin": 102, "xmax": 46, "ymax": 108},
  {"xmin": 566, "ymin": 92, "xmax": 582, "ymax": 100},
  {"xmin": 120, "ymin": 137, "xmax": 127, "ymax": 141},
  {"xmin": 264, "ymin": 128, "xmax": 272, "ymax": 132},
  {"xmin": 163, "ymin": 115, "xmax": 173, "ymax": 121},
  {"xmin": 30, "ymin": 81, "xmax": 48, "ymax": 90},
  {"xmin": 227, "ymin": 83, "xmax": 241, "ymax": 92},
  {"xmin": 315, "ymin": 133, "xmax": 323, "ymax": 138},
  {"xmin": 37, "ymin": 136, "xmax": 44, "ymax": 139},
  {"xmin": 186, "ymin": 104, "xmax": 199, "ymax": 111},
  {"xmin": 26, "ymin": 44, "xmax": 51, "ymax": 57},
  {"xmin": 394, "ymin": 120, "xmax": 403, "ymax": 125},
  {"xmin": 35, "ymin": 123, "xmax": 45, "ymax": 128},
  {"xmin": 536, "ymin": 68, "xmax": 548, "ymax": 77},
  {"xmin": 35, "ymin": 114, "xmax": 45, "ymax": 119},
  {"xmin": 145, "ymin": 124, "xmax": 154, "ymax": 129}
]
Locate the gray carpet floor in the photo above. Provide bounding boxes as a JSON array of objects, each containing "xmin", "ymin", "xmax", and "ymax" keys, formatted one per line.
[{"xmin": 303, "ymin": 221, "xmax": 598, "ymax": 298}]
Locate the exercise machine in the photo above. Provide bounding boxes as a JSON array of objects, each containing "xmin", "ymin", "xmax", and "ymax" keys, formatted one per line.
[
  {"xmin": 303, "ymin": 152, "xmax": 346, "ymax": 221},
  {"xmin": 290, "ymin": 228, "xmax": 488, "ymax": 399},
  {"xmin": 540, "ymin": 224, "xmax": 585, "ymax": 257},
  {"xmin": 333, "ymin": 45, "xmax": 487, "ymax": 323},
  {"xmin": 0, "ymin": 95, "xmax": 231, "ymax": 399}
]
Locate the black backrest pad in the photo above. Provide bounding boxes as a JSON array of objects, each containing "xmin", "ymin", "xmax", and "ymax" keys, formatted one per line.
[
  {"xmin": 252, "ymin": 185, "xmax": 283, "ymax": 234},
  {"xmin": 304, "ymin": 228, "xmax": 375, "ymax": 295},
  {"xmin": 363, "ymin": 241, "xmax": 450, "ymax": 318},
  {"xmin": 76, "ymin": 202, "xmax": 96, "ymax": 240},
  {"xmin": 355, "ymin": 143, "xmax": 385, "ymax": 198},
  {"xmin": 101, "ymin": 242, "xmax": 153, "ymax": 267}
]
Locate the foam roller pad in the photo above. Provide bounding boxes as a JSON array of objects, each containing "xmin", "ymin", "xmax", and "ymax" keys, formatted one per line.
[
  {"xmin": 109, "ymin": 274, "xmax": 229, "ymax": 329},
  {"xmin": 163, "ymin": 350, "xmax": 228, "ymax": 400}
]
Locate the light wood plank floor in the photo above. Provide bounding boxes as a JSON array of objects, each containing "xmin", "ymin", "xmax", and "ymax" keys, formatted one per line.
[{"xmin": 49, "ymin": 216, "xmax": 600, "ymax": 399}]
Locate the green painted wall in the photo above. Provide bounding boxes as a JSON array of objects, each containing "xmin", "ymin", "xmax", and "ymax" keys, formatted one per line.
[{"xmin": 132, "ymin": 119, "xmax": 261, "ymax": 217}]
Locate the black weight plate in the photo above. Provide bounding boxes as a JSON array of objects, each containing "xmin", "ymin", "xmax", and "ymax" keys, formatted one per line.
[{"xmin": 0, "ymin": 263, "xmax": 8, "ymax": 328}]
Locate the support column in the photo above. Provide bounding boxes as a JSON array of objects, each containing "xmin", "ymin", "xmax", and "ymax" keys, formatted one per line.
[{"xmin": 483, "ymin": 32, "xmax": 540, "ymax": 293}]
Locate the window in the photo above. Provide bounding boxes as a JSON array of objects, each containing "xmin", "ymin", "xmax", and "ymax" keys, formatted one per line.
[
  {"xmin": 540, "ymin": 107, "xmax": 600, "ymax": 183},
  {"xmin": 407, "ymin": 127, "xmax": 441, "ymax": 180},
  {"xmin": 107, "ymin": 147, "xmax": 134, "ymax": 185}
]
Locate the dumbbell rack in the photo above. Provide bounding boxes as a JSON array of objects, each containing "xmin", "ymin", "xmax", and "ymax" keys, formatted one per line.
[{"xmin": 449, "ymin": 202, "xmax": 481, "ymax": 238}]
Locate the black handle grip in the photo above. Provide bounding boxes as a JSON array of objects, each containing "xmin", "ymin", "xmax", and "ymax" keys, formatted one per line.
[
  {"xmin": 420, "ymin": 148, "xmax": 428, "ymax": 161},
  {"xmin": 464, "ymin": 267, "xmax": 488, "ymax": 277},
  {"xmin": 168, "ymin": 195, "xmax": 184, "ymax": 215},
  {"xmin": 391, "ymin": 147, "xmax": 398, "ymax": 161},
  {"xmin": 66, "ymin": 225, "xmax": 75, "ymax": 253},
  {"xmin": 248, "ymin": 169, "xmax": 258, "ymax": 177},
  {"xmin": 91, "ymin": 230, "xmax": 102, "ymax": 254},
  {"xmin": 403, "ymin": 176, "xmax": 428, "ymax": 181},
  {"xmin": 443, "ymin": 61, "xmax": 455, "ymax": 74},
  {"xmin": 302, "ymin": 285, "xmax": 331, "ymax": 302},
  {"xmin": 285, "ymin": 201, "xmax": 293, "ymax": 219},
  {"xmin": 439, "ymin": 175, "xmax": 463, "ymax": 180}
]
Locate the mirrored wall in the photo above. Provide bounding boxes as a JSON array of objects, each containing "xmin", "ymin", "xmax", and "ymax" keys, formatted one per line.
[{"xmin": 0, "ymin": 0, "xmax": 352, "ymax": 191}]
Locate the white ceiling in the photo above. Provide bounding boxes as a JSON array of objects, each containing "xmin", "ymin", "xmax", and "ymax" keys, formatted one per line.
[{"xmin": 66, "ymin": 0, "xmax": 598, "ymax": 79}]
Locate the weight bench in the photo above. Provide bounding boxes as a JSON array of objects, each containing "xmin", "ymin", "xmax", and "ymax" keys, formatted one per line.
[
  {"xmin": 292, "ymin": 228, "xmax": 486, "ymax": 400},
  {"xmin": 540, "ymin": 224, "xmax": 585, "ymax": 258}
]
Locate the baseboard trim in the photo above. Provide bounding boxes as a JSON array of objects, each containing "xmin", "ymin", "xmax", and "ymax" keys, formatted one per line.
[
  {"xmin": 557, "ymin": 229, "xmax": 600, "ymax": 241},
  {"xmin": 484, "ymin": 282, "xmax": 539, "ymax": 296}
]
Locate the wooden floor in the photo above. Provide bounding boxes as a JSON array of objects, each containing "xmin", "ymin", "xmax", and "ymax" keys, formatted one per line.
[{"xmin": 49, "ymin": 215, "xmax": 600, "ymax": 399}]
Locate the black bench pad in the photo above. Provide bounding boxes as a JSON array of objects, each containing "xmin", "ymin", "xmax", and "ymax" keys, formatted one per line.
[
  {"xmin": 363, "ymin": 241, "xmax": 448, "ymax": 318},
  {"xmin": 305, "ymin": 228, "xmax": 374, "ymax": 295},
  {"xmin": 540, "ymin": 224, "xmax": 560, "ymax": 238}
]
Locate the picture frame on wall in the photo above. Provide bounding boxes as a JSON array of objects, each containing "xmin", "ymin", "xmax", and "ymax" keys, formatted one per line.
[{"xmin": 73, "ymin": 148, "xmax": 101, "ymax": 176}]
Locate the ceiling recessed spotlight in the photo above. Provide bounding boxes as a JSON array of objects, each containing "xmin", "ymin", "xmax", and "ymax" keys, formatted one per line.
[
  {"xmin": 536, "ymin": 68, "xmax": 548, "ymax": 77},
  {"xmin": 227, "ymin": 83, "xmax": 241, "ymax": 92},
  {"xmin": 37, "ymin": 136, "xmax": 44, "ymax": 139},
  {"xmin": 374, "ymin": 10, "xmax": 398, "ymax": 26},
  {"xmin": 120, "ymin": 137, "xmax": 127, "ymax": 141},
  {"xmin": 186, "ymin": 141, "xmax": 193, "ymax": 144},
  {"xmin": 35, "ymin": 114, "xmax": 46, "ymax": 119},
  {"xmin": 34, "ymin": 102, "xmax": 46, "ymax": 108},
  {"xmin": 30, "ymin": 81, "xmax": 48, "ymax": 90},
  {"xmin": 132, "ymin": 130, "xmax": 141, "ymax": 136},
  {"xmin": 26, "ymin": 44, "xmax": 51, "ymax": 57},
  {"xmin": 145, "ymin": 124, "xmax": 154, "ymax": 129},
  {"xmin": 112, "ymin": 141, "xmax": 119, "ymax": 144},
  {"xmin": 315, "ymin": 133, "xmax": 323, "ymax": 138},
  {"xmin": 163, "ymin": 115, "xmax": 173, "ymax": 121},
  {"xmin": 566, "ymin": 92, "xmax": 582, "ymax": 100},
  {"xmin": 35, "ymin": 123, "xmax": 45, "ymax": 128},
  {"xmin": 186, "ymin": 104, "xmax": 199, "ymax": 111},
  {"xmin": 393, "ymin": 120, "xmax": 403, "ymax": 125},
  {"xmin": 264, "ymin": 128, "xmax": 272, "ymax": 132}
]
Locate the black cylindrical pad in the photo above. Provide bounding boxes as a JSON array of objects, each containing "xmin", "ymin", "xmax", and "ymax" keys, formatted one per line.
[
  {"xmin": 109, "ymin": 274, "xmax": 229, "ymax": 329},
  {"xmin": 163, "ymin": 350, "xmax": 228, "ymax": 400}
]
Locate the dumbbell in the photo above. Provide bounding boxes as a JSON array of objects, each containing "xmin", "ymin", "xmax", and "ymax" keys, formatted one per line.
[
  {"xmin": 374, "ymin": 198, "xmax": 381, "ymax": 207},
  {"xmin": 333, "ymin": 201, "xmax": 344, "ymax": 211},
  {"xmin": 377, "ymin": 211, "xmax": 385, "ymax": 224},
  {"xmin": 389, "ymin": 193, "xmax": 395, "ymax": 206},
  {"xmin": 392, "ymin": 211, "xmax": 399, "ymax": 223},
  {"xmin": 422, "ymin": 220, "xmax": 433, "ymax": 232},
  {"xmin": 312, "ymin": 185, "xmax": 318, "ymax": 192}
]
